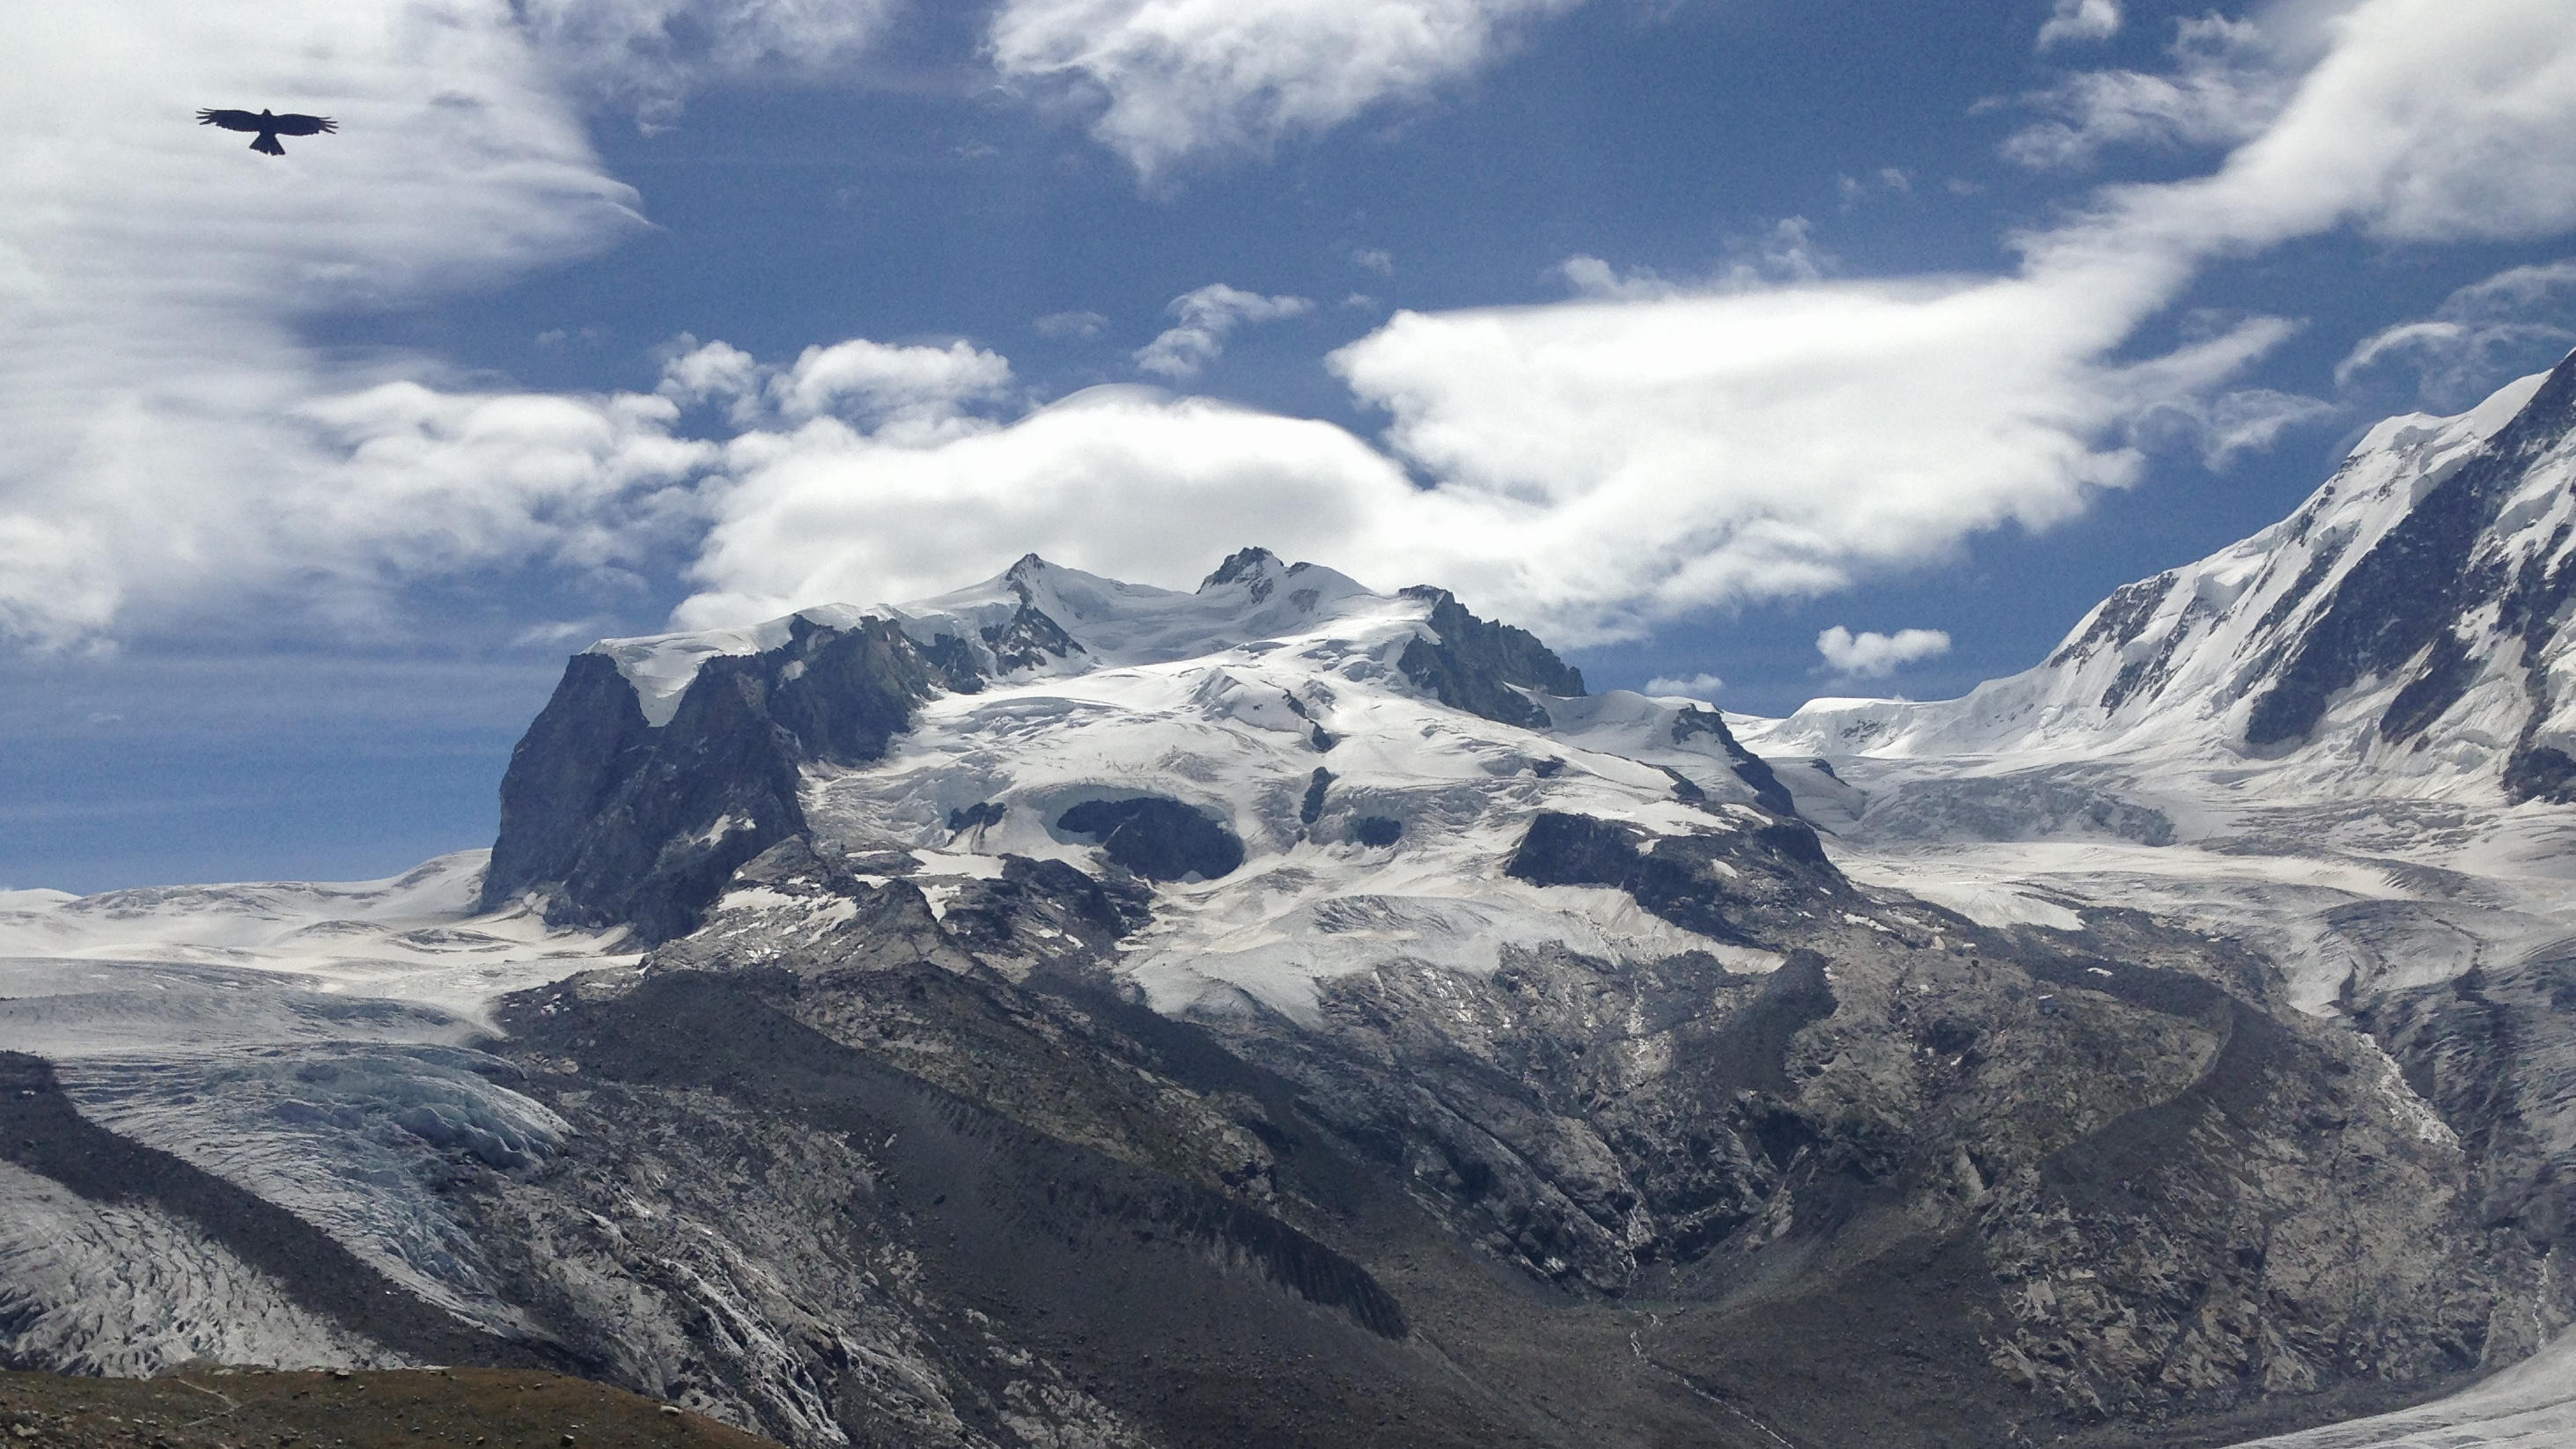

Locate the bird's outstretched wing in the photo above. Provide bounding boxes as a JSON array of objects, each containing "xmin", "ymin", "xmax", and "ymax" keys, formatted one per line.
[
  {"xmin": 269, "ymin": 114, "xmax": 336, "ymax": 136},
  {"xmin": 197, "ymin": 109, "xmax": 263, "ymax": 132}
]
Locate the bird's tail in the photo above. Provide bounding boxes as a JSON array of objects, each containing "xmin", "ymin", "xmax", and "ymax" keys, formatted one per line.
[{"xmin": 250, "ymin": 133, "xmax": 284, "ymax": 156}]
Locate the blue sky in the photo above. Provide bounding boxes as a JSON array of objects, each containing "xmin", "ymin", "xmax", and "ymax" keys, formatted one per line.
[{"xmin": 6, "ymin": 0, "xmax": 2576, "ymax": 890}]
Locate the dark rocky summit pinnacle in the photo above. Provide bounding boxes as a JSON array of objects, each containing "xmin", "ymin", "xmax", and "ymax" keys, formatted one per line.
[
  {"xmin": 1395, "ymin": 586, "xmax": 1587, "ymax": 729},
  {"xmin": 480, "ymin": 613, "xmax": 983, "ymax": 940}
]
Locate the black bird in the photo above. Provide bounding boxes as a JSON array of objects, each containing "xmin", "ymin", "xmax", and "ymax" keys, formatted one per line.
[{"xmin": 196, "ymin": 107, "xmax": 336, "ymax": 156}]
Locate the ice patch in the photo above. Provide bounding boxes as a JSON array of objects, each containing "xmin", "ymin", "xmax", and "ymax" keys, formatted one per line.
[{"xmin": 62, "ymin": 1047, "xmax": 567, "ymax": 1334}]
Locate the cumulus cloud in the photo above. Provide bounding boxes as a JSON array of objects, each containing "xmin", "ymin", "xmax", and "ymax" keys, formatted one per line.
[
  {"xmin": 2336, "ymin": 259, "xmax": 2576, "ymax": 409},
  {"xmin": 988, "ymin": 0, "xmax": 1586, "ymax": 178},
  {"xmin": 0, "ymin": 0, "xmax": 696, "ymax": 650},
  {"xmin": 515, "ymin": 0, "xmax": 900, "ymax": 129},
  {"xmin": 1328, "ymin": 276, "xmax": 2158, "ymax": 637},
  {"xmin": 1815, "ymin": 626, "xmax": 1951, "ymax": 678},
  {"xmin": 1644, "ymin": 673, "xmax": 1725, "ymax": 700},
  {"xmin": 1134, "ymin": 283, "xmax": 1314, "ymax": 379},
  {"xmin": 2036, "ymin": 0, "xmax": 2120, "ymax": 50}
]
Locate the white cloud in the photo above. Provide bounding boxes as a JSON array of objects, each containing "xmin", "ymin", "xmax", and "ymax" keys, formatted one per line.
[
  {"xmin": 1815, "ymin": 626, "xmax": 1950, "ymax": 678},
  {"xmin": 1352, "ymin": 247, "xmax": 1397, "ymax": 276},
  {"xmin": 659, "ymin": 335, "xmax": 1013, "ymax": 439},
  {"xmin": 1134, "ymin": 283, "xmax": 1314, "ymax": 379},
  {"xmin": 1644, "ymin": 673, "xmax": 1725, "ymax": 700},
  {"xmin": 515, "ymin": 0, "xmax": 900, "ymax": 129},
  {"xmin": 2053, "ymin": 0, "xmax": 2576, "ymax": 249},
  {"xmin": 2036, "ymin": 0, "xmax": 2121, "ymax": 51},
  {"xmin": 767, "ymin": 339, "xmax": 1016, "ymax": 432},
  {"xmin": 2336, "ymin": 259, "xmax": 2576, "ymax": 408},
  {"xmin": 1557, "ymin": 218, "xmax": 1827, "ymax": 300},
  {"xmin": 675, "ymin": 385, "xmax": 1442, "ymax": 627},
  {"xmin": 1290, "ymin": 0, "xmax": 2576, "ymax": 643},
  {"xmin": 1328, "ymin": 276, "xmax": 2160, "ymax": 639},
  {"xmin": 1035, "ymin": 309, "xmax": 1109, "ymax": 339},
  {"xmin": 0, "ymin": 1, "xmax": 690, "ymax": 650},
  {"xmin": 18, "ymin": 0, "xmax": 2576, "ymax": 670},
  {"xmin": 2005, "ymin": 15, "xmax": 2282, "ymax": 171},
  {"xmin": 681, "ymin": 0, "xmax": 2576, "ymax": 649},
  {"xmin": 988, "ymin": 0, "xmax": 1586, "ymax": 178}
]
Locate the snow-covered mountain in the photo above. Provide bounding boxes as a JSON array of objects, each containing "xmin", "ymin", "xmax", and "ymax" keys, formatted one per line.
[
  {"xmin": 1753, "ymin": 352, "xmax": 2576, "ymax": 804},
  {"xmin": 483, "ymin": 547, "xmax": 1793, "ymax": 1011},
  {"xmin": 15, "ymin": 377, "xmax": 2576, "ymax": 1449}
]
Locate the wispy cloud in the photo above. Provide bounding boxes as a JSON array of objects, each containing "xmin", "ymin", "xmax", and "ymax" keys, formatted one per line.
[
  {"xmin": 2035, "ymin": 0, "xmax": 2120, "ymax": 51},
  {"xmin": 516, "ymin": 0, "xmax": 902, "ymax": 129},
  {"xmin": 988, "ymin": 0, "xmax": 1586, "ymax": 179},
  {"xmin": 1134, "ymin": 284, "xmax": 1314, "ymax": 379},
  {"xmin": 2004, "ymin": 14, "xmax": 2282, "ymax": 171},
  {"xmin": 1035, "ymin": 310, "xmax": 1108, "ymax": 339},
  {"xmin": 0, "ymin": 0, "xmax": 680, "ymax": 651},
  {"xmin": 2337, "ymin": 259, "xmax": 2576, "ymax": 409}
]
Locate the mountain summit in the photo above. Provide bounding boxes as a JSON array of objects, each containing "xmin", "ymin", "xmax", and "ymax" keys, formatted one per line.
[
  {"xmin": 480, "ymin": 548, "xmax": 1775, "ymax": 960},
  {"xmin": 1762, "ymin": 350, "xmax": 2576, "ymax": 803}
]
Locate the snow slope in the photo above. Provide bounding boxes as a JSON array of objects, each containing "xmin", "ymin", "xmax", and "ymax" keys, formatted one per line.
[
  {"xmin": 1747, "ymin": 357, "xmax": 2576, "ymax": 801},
  {"xmin": 1730, "ymin": 357, "xmax": 2576, "ymax": 1015},
  {"xmin": 0, "ymin": 851, "xmax": 635, "ymax": 1032},
  {"xmin": 2229, "ymin": 1332, "xmax": 2576, "ymax": 1446},
  {"xmin": 556, "ymin": 548, "xmax": 1790, "ymax": 1019},
  {"xmin": 632, "ymin": 553, "xmax": 1786, "ymax": 1018}
]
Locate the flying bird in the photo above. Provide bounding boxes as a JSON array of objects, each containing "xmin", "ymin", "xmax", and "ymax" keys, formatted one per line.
[{"xmin": 196, "ymin": 107, "xmax": 336, "ymax": 156}]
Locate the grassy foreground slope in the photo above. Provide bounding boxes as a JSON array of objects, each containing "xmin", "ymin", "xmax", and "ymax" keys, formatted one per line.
[{"xmin": 0, "ymin": 1369, "xmax": 783, "ymax": 1449}]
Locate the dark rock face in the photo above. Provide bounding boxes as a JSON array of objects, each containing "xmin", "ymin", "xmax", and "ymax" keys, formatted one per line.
[
  {"xmin": 1202, "ymin": 545, "xmax": 1284, "ymax": 599},
  {"xmin": 946, "ymin": 801, "xmax": 1007, "ymax": 832},
  {"xmin": 981, "ymin": 602, "xmax": 1084, "ymax": 672},
  {"xmin": 1298, "ymin": 767, "xmax": 1331, "ymax": 826},
  {"xmin": 1395, "ymin": 587, "xmax": 1586, "ymax": 729},
  {"xmin": 1056, "ymin": 797, "xmax": 1246, "ymax": 881},
  {"xmin": 2352, "ymin": 950, "xmax": 2576, "ymax": 1364},
  {"xmin": 480, "ymin": 614, "xmax": 978, "ymax": 941},
  {"xmin": 2504, "ymin": 740, "xmax": 2576, "ymax": 803},
  {"xmin": 1671, "ymin": 704, "xmax": 1797, "ymax": 814},
  {"xmin": 2244, "ymin": 351, "xmax": 2576, "ymax": 747},
  {"xmin": 479, "ymin": 652, "xmax": 654, "ymax": 919},
  {"xmin": 1506, "ymin": 811, "xmax": 1850, "ymax": 943},
  {"xmin": 1346, "ymin": 815, "xmax": 1403, "ymax": 848}
]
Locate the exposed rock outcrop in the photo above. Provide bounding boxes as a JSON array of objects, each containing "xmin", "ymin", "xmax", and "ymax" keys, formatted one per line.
[
  {"xmin": 1395, "ymin": 586, "xmax": 1586, "ymax": 729},
  {"xmin": 480, "ymin": 614, "xmax": 975, "ymax": 940},
  {"xmin": 1056, "ymin": 797, "xmax": 1245, "ymax": 882}
]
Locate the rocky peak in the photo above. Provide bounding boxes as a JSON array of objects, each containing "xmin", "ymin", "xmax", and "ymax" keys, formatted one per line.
[
  {"xmin": 1395, "ymin": 585, "xmax": 1587, "ymax": 729},
  {"xmin": 1198, "ymin": 545, "xmax": 1302, "ymax": 604}
]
